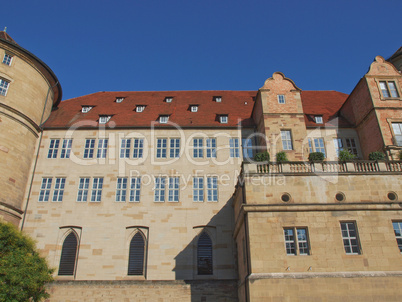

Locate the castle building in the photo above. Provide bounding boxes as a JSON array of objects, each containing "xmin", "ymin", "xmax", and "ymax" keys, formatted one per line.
[{"xmin": 0, "ymin": 31, "xmax": 401, "ymax": 301}]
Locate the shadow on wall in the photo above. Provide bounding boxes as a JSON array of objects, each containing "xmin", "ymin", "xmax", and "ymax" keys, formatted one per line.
[{"xmin": 173, "ymin": 197, "xmax": 239, "ymax": 302}]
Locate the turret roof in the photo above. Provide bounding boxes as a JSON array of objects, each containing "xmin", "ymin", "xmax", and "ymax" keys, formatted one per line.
[{"xmin": 0, "ymin": 31, "xmax": 17, "ymax": 44}]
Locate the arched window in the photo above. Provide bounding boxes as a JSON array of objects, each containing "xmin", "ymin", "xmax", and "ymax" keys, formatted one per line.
[
  {"xmin": 128, "ymin": 232, "xmax": 146, "ymax": 275},
  {"xmin": 58, "ymin": 232, "xmax": 78, "ymax": 276},
  {"xmin": 197, "ymin": 232, "xmax": 213, "ymax": 275}
]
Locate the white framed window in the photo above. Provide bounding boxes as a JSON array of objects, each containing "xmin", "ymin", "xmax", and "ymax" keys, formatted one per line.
[
  {"xmin": 91, "ymin": 177, "xmax": 103, "ymax": 202},
  {"xmin": 2, "ymin": 54, "xmax": 13, "ymax": 66},
  {"xmin": 129, "ymin": 177, "xmax": 141, "ymax": 202},
  {"xmin": 229, "ymin": 138, "xmax": 240, "ymax": 158},
  {"xmin": 379, "ymin": 81, "xmax": 400, "ymax": 98},
  {"xmin": 83, "ymin": 139, "xmax": 95, "ymax": 159},
  {"xmin": 214, "ymin": 96, "xmax": 222, "ymax": 102},
  {"xmin": 193, "ymin": 138, "xmax": 203, "ymax": 158},
  {"xmin": 281, "ymin": 130, "xmax": 293, "ymax": 150},
  {"xmin": 133, "ymin": 138, "xmax": 144, "ymax": 158},
  {"xmin": 154, "ymin": 177, "xmax": 166, "ymax": 202},
  {"xmin": 392, "ymin": 221, "xmax": 402, "ymax": 253},
  {"xmin": 159, "ymin": 115, "xmax": 169, "ymax": 123},
  {"xmin": 115, "ymin": 97, "xmax": 125, "ymax": 103},
  {"xmin": 191, "ymin": 105, "xmax": 198, "ymax": 112},
  {"xmin": 81, "ymin": 106, "xmax": 93, "ymax": 113},
  {"xmin": 284, "ymin": 227, "xmax": 310, "ymax": 255},
  {"xmin": 97, "ymin": 139, "xmax": 108, "ymax": 159},
  {"xmin": 277, "ymin": 94, "xmax": 286, "ymax": 104},
  {"xmin": 315, "ymin": 116, "xmax": 323, "ymax": 124},
  {"xmin": 219, "ymin": 115, "xmax": 228, "ymax": 124},
  {"xmin": 47, "ymin": 139, "xmax": 60, "ymax": 158},
  {"xmin": 206, "ymin": 138, "xmax": 216, "ymax": 158},
  {"xmin": 340, "ymin": 221, "xmax": 361, "ymax": 255},
  {"xmin": 136, "ymin": 105, "xmax": 146, "ymax": 113},
  {"xmin": 39, "ymin": 178, "xmax": 52, "ymax": 202},
  {"xmin": 52, "ymin": 178, "xmax": 66, "ymax": 202},
  {"xmin": 392, "ymin": 123, "xmax": 402, "ymax": 146},
  {"xmin": 156, "ymin": 138, "xmax": 167, "ymax": 158},
  {"xmin": 333, "ymin": 138, "xmax": 343, "ymax": 157},
  {"xmin": 242, "ymin": 138, "xmax": 254, "ymax": 159},
  {"xmin": 120, "ymin": 139, "xmax": 131, "ymax": 158},
  {"xmin": 168, "ymin": 177, "xmax": 180, "ymax": 202},
  {"xmin": 77, "ymin": 178, "xmax": 90, "ymax": 202},
  {"xmin": 207, "ymin": 177, "xmax": 218, "ymax": 202},
  {"xmin": 193, "ymin": 177, "xmax": 204, "ymax": 202},
  {"xmin": 99, "ymin": 115, "xmax": 111, "ymax": 124},
  {"xmin": 116, "ymin": 177, "xmax": 128, "ymax": 202},
  {"xmin": 0, "ymin": 79, "xmax": 10, "ymax": 96},
  {"xmin": 170, "ymin": 138, "xmax": 180, "ymax": 158},
  {"xmin": 165, "ymin": 97, "xmax": 173, "ymax": 103},
  {"xmin": 60, "ymin": 139, "xmax": 72, "ymax": 159},
  {"xmin": 308, "ymin": 138, "xmax": 326, "ymax": 157}
]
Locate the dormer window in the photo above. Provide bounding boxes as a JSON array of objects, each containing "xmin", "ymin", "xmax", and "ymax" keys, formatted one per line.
[
  {"xmin": 277, "ymin": 95, "xmax": 285, "ymax": 104},
  {"xmin": 115, "ymin": 97, "xmax": 125, "ymax": 103},
  {"xmin": 190, "ymin": 105, "xmax": 198, "ymax": 112},
  {"xmin": 220, "ymin": 115, "xmax": 228, "ymax": 124},
  {"xmin": 99, "ymin": 115, "xmax": 111, "ymax": 124},
  {"xmin": 159, "ymin": 115, "xmax": 169, "ymax": 123},
  {"xmin": 136, "ymin": 105, "xmax": 146, "ymax": 113},
  {"xmin": 81, "ymin": 106, "xmax": 93, "ymax": 113},
  {"xmin": 214, "ymin": 96, "xmax": 222, "ymax": 102},
  {"xmin": 165, "ymin": 97, "xmax": 173, "ymax": 103},
  {"xmin": 315, "ymin": 116, "xmax": 323, "ymax": 124}
]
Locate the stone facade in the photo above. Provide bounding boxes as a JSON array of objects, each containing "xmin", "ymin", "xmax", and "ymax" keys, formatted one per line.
[
  {"xmin": 1, "ymin": 31, "xmax": 401, "ymax": 301},
  {"xmin": 0, "ymin": 32, "xmax": 61, "ymax": 224}
]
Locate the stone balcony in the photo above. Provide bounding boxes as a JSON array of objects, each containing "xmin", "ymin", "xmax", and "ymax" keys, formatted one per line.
[{"xmin": 243, "ymin": 160, "xmax": 402, "ymax": 175}]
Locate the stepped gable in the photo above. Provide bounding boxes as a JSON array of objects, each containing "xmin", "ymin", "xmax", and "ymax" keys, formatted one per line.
[
  {"xmin": 301, "ymin": 90, "xmax": 350, "ymax": 127},
  {"xmin": 43, "ymin": 90, "xmax": 257, "ymax": 128}
]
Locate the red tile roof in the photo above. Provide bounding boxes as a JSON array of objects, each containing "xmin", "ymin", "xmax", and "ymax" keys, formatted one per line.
[
  {"xmin": 0, "ymin": 31, "xmax": 17, "ymax": 44},
  {"xmin": 43, "ymin": 91, "xmax": 257, "ymax": 129},
  {"xmin": 43, "ymin": 90, "xmax": 351, "ymax": 129},
  {"xmin": 301, "ymin": 91, "xmax": 351, "ymax": 127}
]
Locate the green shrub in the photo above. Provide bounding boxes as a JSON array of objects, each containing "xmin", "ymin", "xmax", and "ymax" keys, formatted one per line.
[
  {"xmin": 276, "ymin": 151, "xmax": 288, "ymax": 162},
  {"xmin": 338, "ymin": 149, "xmax": 356, "ymax": 161},
  {"xmin": 308, "ymin": 152, "xmax": 325, "ymax": 162},
  {"xmin": 368, "ymin": 151, "xmax": 385, "ymax": 161},
  {"xmin": 0, "ymin": 222, "xmax": 54, "ymax": 302},
  {"xmin": 254, "ymin": 151, "xmax": 270, "ymax": 162},
  {"xmin": 399, "ymin": 150, "xmax": 402, "ymax": 160}
]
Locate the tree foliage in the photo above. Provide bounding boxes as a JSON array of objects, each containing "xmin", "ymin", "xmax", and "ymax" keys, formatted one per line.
[{"xmin": 0, "ymin": 222, "xmax": 53, "ymax": 302}]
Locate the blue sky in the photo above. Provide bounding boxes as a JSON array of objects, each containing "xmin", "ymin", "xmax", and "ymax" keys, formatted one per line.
[{"xmin": 3, "ymin": 0, "xmax": 401, "ymax": 101}]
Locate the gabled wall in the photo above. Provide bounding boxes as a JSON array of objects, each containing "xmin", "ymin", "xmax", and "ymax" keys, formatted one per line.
[{"xmin": 256, "ymin": 72, "xmax": 309, "ymax": 161}]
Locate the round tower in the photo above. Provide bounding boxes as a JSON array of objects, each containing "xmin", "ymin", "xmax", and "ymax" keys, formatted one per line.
[{"xmin": 0, "ymin": 30, "xmax": 62, "ymax": 226}]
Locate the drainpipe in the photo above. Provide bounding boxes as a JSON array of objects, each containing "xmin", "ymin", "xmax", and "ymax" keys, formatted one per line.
[{"xmin": 21, "ymin": 81, "xmax": 58, "ymax": 231}]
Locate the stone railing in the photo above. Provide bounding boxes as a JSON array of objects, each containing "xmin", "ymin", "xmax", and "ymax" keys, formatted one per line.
[{"xmin": 248, "ymin": 160, "xmax": 402, "ymax": 175}]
